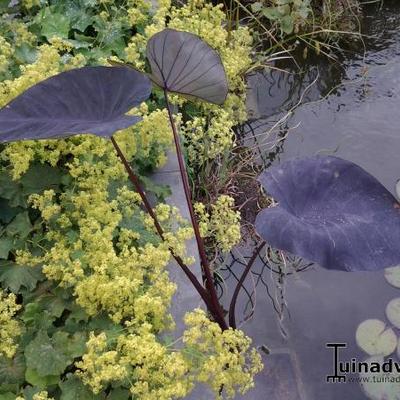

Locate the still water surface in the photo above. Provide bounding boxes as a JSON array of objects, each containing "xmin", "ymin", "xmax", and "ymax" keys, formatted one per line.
[{"xmin": 234, "ymin": 2, "xmax": 400, "ymax": 399}]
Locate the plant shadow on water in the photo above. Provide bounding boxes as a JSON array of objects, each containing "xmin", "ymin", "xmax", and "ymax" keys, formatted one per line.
[{"xmin": 222, "ymin": 1, "xmax": 400, "ymax": 399}]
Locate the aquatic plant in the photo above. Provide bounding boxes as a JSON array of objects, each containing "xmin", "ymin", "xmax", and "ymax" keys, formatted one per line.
[
  {"xmin": 355, "ymin": 266, "xmax": 400, "ymax": 399},
  {"xmin": 255, "ymin": 156, "xmax": 400, "ymax": 271}
]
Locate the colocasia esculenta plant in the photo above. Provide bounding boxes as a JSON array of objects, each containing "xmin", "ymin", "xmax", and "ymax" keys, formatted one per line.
[{"xmin": 1, "ymin": 28, "xmax": 400, "ymax": 334}]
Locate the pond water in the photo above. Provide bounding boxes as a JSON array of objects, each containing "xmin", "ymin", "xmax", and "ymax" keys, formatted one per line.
[{"xmin": 227, "ymin": 1, "xmax": 400, "ymax": 399}]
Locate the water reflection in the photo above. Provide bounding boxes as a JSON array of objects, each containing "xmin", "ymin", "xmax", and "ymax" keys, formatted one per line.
[
  {"xmin": 243, "ymin": 0, "xmax": 400, "ymax": 193},
  {"xmin": 227, "ymin": 2, "xmax": 400, "ymax": 399}
]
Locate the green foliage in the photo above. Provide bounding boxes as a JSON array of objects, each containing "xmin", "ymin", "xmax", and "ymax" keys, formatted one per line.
[
  {"xmin": 251, "ymin": 0, "xmax": 312, "ymax": 35},
  {"xmin": 0, "ymin": 261, "xmax": 44, "ymax": 293},
  {"xmin": 0, "ymin": 0, "xmax": 262, "ymax": 398}
]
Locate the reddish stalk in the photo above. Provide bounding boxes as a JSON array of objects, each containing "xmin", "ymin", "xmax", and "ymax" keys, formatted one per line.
[
  {"xmin": 110, "ymin": 136, "xmax": 215, "ymax": 314},
  {"xmin": 228, "ymin": 241, "xmax": 266, "ymax": 329},
  {"xmin": 163, "ymin": 90, "xmax": 228, "ymax": 330}
]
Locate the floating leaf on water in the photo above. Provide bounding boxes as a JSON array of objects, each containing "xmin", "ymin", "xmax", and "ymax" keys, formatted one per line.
[
  {"xmin": 386, "ymin": 298, "xmax": 400, "ymax": 329},
  {"xmin": 385, "ymin": 265, "xmax": 400, "ymax": 289},
  {"xmin": 146, "ymin": 28, "xmax": 228, "ymax": 105},
  {"xmin": 0, "ymin": 66, "xmax": 151, "ymax": 143},
  {"xmin": 396, "ymin": 179, "xmax": 400, "ymax": 200},
  {"xmin": 255, "ymin": 156, "xmax": 400, "ymax": 271},
  {"xmin": 359, "ymin": 355, "xmax": 400, "ymax": 400},
  {"xmin": 356, "ymin": 319, "xmax": 397, "ymax": 356}
]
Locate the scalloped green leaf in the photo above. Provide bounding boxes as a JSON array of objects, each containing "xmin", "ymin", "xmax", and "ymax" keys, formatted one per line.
[
  {"xmin": 25, "ymin": 331, "xmax": 86, "ymax": 377},
  {"xmin": 0, "ymin": 238, "xmax": 13, "ymax": 260},
  {"xmin": 0, "ymin": 352, "xmax": 25, "ymax": 385},
  {"xmin": 60, "ymin": 374, "xmax": 101, "ymax": 400},
  {"xmin": 25, "ymin": 367, "xmax": 59, "ymax": 388},
  {"xmin": 0, "ymin": 261, "xmax": 44, "ymax": 293},
  {"xmin": 356, "ymin": 319, "xmax": 397, "ymax": 356}
]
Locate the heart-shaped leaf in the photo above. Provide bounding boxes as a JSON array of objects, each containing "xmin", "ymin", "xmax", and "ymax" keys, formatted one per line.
[
  {"xmin": 0, "ymin": 66, "xmax": 151, "ymax": 143},
  {"xmin": 359, "ymin": 356, "xmax": 400, "ymax": 400},
  {"xmin": 386, "ymin": 298, "xmax": 400, "ymax": 329},
  {"xmin": 255, "ymin": 156, "xmax": 400, "ymax": 271},
  {"xmin": 146, "ymin": 28, "xmax": 228, "ymax": 105},
  {"xmin": 385, "ymin": 265, "xmax": 400, "ymax": 288},
  {"xmin": 356, "ymin": 319, "xmax": 397, "ymax": 356}
]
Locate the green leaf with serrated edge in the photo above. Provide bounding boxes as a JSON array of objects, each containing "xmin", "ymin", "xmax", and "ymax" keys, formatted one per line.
[
  {"xmin": 25, "ymin": 331, "xmax": 70, "ymax": 376},
  {"xmin": 54, "ymin": 331, "xmax": 87, "ymax": 359},
  {"xmin": 25, "ymin": 331, "xmax": 84, "ymax": 376},
  {"xmin": 0, "ymin": 393, "xmax": 16, "ymax": 400},
  {"xmin": 0, "ymin": 199, "xmax": 20, "ymax": 224},
  {"xmin": 20, "ymin": 163, "xmax": 63, "ymax": 196},
  {"xmin": 38, "ymin": 293, "xmax": 70, "ymax": 318},
  {"xmin": 6, "ymin": 212, "xmax": 32, "ymax": 239},
  {"xmin": 60, "ymin": 374, "xmax": 101, "ymax": 400},
  {"xmin": 281, "ymin": 14, "xmax": 294, "ymax": 34},
  {"xmin": 0, "ymin": 172, "xmax": 25, "ymax": 208},
  {"xmin": 0, "ymin": 261, "xmax": 44, "ymax": 292},
  {"xmin": 25, "ymin": 367, "xmax": 59, "ymax": 388},
  {"xmin": 22, "ymin": 304, "xmax": 54, "ymax": 331},
  {"xmin": 14, "ymin": 44, "xmax": 38, "ymax": 65},
  {"xmin": 22, "ymin": 386, "xmax": 42, "ymax": 400},
  {"xmin": 39, "ymin": 8, "xmax": 71, "ymax": 40},
  {"xmin": 107, "ymin": 388, "xmax": 132, "ymax": 399},
  {"xmin": 0, "ymin": 237, "xmax": 13, "ymax": 259},
  {"xmin": 356, "ymin": 319, "xmax": 397, "ymax": 356},
  {"xmin": 0, "ymin": 352, "xmax": 25, "ymax": 385},
  {"xmin": 262, "ymin": 7, "xmax": 283, "ymax": 20}
]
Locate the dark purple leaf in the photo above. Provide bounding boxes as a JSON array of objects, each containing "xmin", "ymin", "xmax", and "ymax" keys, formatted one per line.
[
  {"xmin": 255, "ymin": 156, "xmax": 400, "ymax": 271},
  {"xmin": 0, "ymin": 66, "xmax": 151, "ymax": 143},
  {"xmin": 146, "ymin": 28, "xmax": 228, "ymax": 105}
]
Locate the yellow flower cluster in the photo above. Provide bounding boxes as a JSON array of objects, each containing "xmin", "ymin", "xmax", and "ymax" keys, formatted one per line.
[
  {"xmin": 183, "ymin": 309, "xmax": 263, "ymax": 398},
  {"xmin": 30, "ymin": 190, "xmax": 61, "ymax": 222},
  {"xmin": 0, "ymin": 1, "xmax": 262, "ymax": 397},
  {"xmin": 0, "ymin": 36, "xmax": 12, "ymax": 74},
  {"xmin": 195, "ymin": 195, "xmax": 241, "ymax": 252},
  {"xmin": 144, "ymin": 203, "xmax": 195, "ymax": 264},
  {"xmin": 25, "ymin": 149, "xmax": 177, "ymax": 329},
  {"xmin": 133, "ymin": 107, "xmax": 174, "ymax": 167},
  {"xmin": 22, "ymin": 0, "xmax": 40, "ymax": 9},
  {"xmin": 77, "ymin": 309, "xmax": 262, "ymax": 400},
  {"xmin": 168, "ymin": 0, "xmax": 252, "ymax": 162},
  {"xmin": 77, "ymin": 327, "xmax": 192, "ymax": 399},
  {"xmin": 183, "ymin": 109, "xmax": 235, "ymax": 163},
  {"xmin": 0, "ymin": 43, "xmax": 85, "ymax": 109},
  {"xmin": 16, "ymin": 391, "xmax": 54, "ymax": 400},
  {"xmin": 0, "ymin": 289, "xmax": 22, "ymax": 358},
  {"xmin": 123, "ymin": 0, "xmax": 252, "ymax": 167}
]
